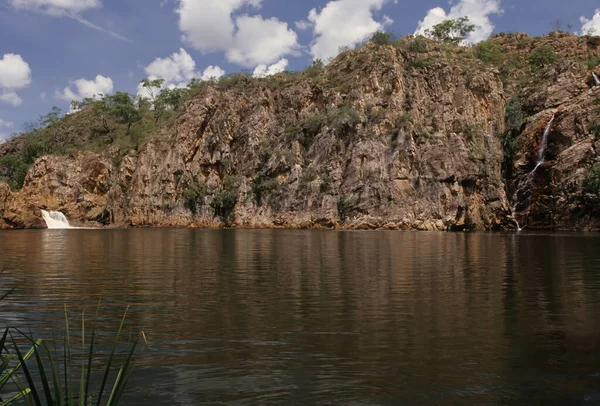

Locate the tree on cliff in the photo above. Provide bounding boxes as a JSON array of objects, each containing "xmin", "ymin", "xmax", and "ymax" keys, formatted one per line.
[
  {"xmin": 425, "ymin": 17, "xmax": 475, "ymax": 44},
  {"xmin": 106, "ymin": 92, "xmax": 142, "ymax": 135},
  {"xmin": 140, "ymin": 78, "xmax": 165, "ymax": 101}
]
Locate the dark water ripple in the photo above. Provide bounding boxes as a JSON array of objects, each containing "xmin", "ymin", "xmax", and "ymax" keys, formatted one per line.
[{"xmin": 1, "ymin": 229, "xmax": 600, "ymax": 405}]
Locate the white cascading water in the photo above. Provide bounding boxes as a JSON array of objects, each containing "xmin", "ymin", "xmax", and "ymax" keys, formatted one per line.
[
  {"xmin": 593, "ymin": 72, "xmax": 600, "ymax": 86},
  {"xmin": 511, "ymin": 115, "xmax": 555, "ymax": 231},
  {"xmin": 41, "ymin": 210, "xmax": 73, "ymax": 229}
]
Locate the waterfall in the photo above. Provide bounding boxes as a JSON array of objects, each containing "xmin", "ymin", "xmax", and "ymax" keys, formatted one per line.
[
  {"xmin": 41, "ymin": 210, "xmax": 72, "ymax": 229},
  {"xmin": 510, "ymin": 205, "xmax": 522, "ymax": 232},
  {"xmin": 510, "ymin": 114, "xmax": 555, "ymax": 231},
  {"xmin": 537, "ymin": 115, "xmax": 554, "ymax": 164},
  {"xmin": 593, "ymin": 72, "xmax": 600, "ymax": 86}
]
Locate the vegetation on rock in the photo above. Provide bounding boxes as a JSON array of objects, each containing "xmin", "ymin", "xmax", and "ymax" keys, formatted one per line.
[
  {"xmin": 424, "ymin": 17, "xmax": 475, "ymax": 44},
  {"xmin": 528, "ymin": 44, "xmax": 560, "ymax": 70},
  {"xmin": 1, "ymin": 22, "xmax": 600, "ymax": 230}
]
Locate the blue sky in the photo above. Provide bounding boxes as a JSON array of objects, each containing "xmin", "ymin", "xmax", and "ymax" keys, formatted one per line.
[{"xmin": 1, "ymin": 0, "xmax": 599, "ymax": 139}]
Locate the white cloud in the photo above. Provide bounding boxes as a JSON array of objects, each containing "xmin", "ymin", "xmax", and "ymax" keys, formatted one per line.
[
  {"xmin": 0, "ymin": 119, "xmax": 13, "ymax": 142},
  {"xmin": 295, "ymin": 20, "xmax": 311, "ymax": 31},
  {"xmin": 0, "ymin": 120, "xmax": 12, "ymax": 141},
  {"xmin": 200, "ymin": 65, "xmax": 225, "ymax": 81},
  {"xmin": 226, "ymin": 16, "xmax": 298, "ymax": 67},
  {"xmin": 9, "ymin": 0, "xmax": 131, "ymax": 42},
  {"xmin": 307, "ymin": 0, "xmax": 389, "ymax": 61},
  {"xmin": 137, "ymin": 48, "xmax": 225, "ymax": 99},
  {"xmin": 0, "ymin": 91, "xmax": 23, "ymax": 106},
  {"xmin": 144, "ymin": 48, "xmax": 197, "ymax": 86},
  {"xmin": 0, "ymin": 53, "xmax": 32, "ymax": 89},
  {"xmin": 177, "ymin": 0, "xmax": 298, "ymax": 67},
  {"xmin": 41, "ymin": 91, "xmax": 47, "ymax": 100},
  {"xmin": 415, "ymin": 0, "xmax": 502, "ymax": 44},
  {"xmin": 580, "ymin": 9, "xmax": 600, "ymax": 35},
  {"xmin": 57, "ymin": 75, "xmax": 113, "ymax": 101},
  {"xmin": 9, "ymin": 0, "xmax": 100, "ymax": 16},
  {"xmin": 253, "ymin": 58, "xmax": 288, "ymax": 78}
]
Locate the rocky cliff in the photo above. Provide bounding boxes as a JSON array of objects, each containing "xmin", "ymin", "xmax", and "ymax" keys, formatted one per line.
[
  {"xmin": 1, "ymin": 33, "xmax": 600, "ymax": 231},
  {"xmin": 492, "ymin": 32, "xmax": 600, "ymax": 230}
]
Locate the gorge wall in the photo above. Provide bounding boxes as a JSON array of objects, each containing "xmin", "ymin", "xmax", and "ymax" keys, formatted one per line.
[{"xmin": 1, "ymin": 33, "xmax": 600, "ymax": 231}]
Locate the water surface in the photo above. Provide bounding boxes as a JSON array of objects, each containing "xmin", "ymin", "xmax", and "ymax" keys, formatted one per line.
[{"xmin": 1, "ymin": 229, "xmax": 600, "ymax": 405}]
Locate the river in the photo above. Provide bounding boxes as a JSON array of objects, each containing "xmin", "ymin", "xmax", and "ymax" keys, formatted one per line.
[{"xmin": 1, "ymin": 229, "xmax": 599, "ymax": 404}]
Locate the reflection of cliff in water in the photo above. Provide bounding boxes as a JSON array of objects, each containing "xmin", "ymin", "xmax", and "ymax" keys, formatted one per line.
[{"xmin": 1, "ymin": 230, "xmax": 599, "ymax": 404}]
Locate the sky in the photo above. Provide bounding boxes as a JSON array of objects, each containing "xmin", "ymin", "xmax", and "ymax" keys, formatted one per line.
[{"xmin": 1, "ymin": 0, "xmax": 600, "ymax": 141}]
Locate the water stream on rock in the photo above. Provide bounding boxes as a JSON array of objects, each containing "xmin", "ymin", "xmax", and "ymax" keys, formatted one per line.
[
  {"xmin": 40, "ymin": 210, "xmax": 73, "ymax": 229},
  {"xmin": 511, "ymin": 115, "xmax": 555, "ymax": 231},
  {"xmin": 593, "ymin": 72, "xmax": 600, "ymax": 86}
]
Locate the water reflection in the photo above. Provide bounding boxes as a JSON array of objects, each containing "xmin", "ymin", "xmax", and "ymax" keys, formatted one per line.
[{"xmin": 1, "ymin": 230, "xmax": 599, "ymax": 404}]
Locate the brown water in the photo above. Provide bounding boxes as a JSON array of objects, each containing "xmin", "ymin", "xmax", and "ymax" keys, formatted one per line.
[{"xmin": 1, "ymin": 229, "xmax": 600, "ymax": 405}]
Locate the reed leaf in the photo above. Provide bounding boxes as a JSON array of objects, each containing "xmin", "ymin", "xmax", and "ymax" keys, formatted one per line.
[
  {"xmin": 0, "ymin": 306, "xmax": 143, "ymax": 406},
  {"xmin": 0, "ymin": 388, "xmax": 31, "ymax": 405},
  {"xmin": 9, "ymin": 333, "xmax": 42, "ymax": 406},
  {"xmin": 96, "ymin": 306, "xmax": 129, "ymax": 406}
]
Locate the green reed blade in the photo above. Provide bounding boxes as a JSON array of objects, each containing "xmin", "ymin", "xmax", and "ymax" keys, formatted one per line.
[
  {"xmin": 106, "ymin": 337, "xmax": 139, "ymax": 406},
  {"xmin": 96, "ymin": 306, "xmax": 129, "ymax": 406},
  {"xmin": 0, "ymin": 388, "xmax": 32, "ymax": 405},
  {"xmin": 9, "ymin": 332, "xmax": 41, "ymax": 406}
]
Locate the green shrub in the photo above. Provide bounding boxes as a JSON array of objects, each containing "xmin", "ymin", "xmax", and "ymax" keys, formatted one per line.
[
  {"xmin": 303, "ymin": 59, "xmax": 324, "ymax": 78},
  {"xmin": 320, "ymin": 170, "xmax": 332, "ymax": 193},
  {"xmin": 337, "ymin": 196, "xmax": 357, "ymax": 221},
  {"xmin": 474, "ymin": 41, "xmax": 507, "ymax": 64},
  {"xmin": 300, "ymin": 167, "xmax": 318, "ymax": 190},
  {"xmin": 502, "ymin": 97, "xmax": 526, "ymax": 161},
  {"xmin": 216, "ymin": 73, "xmax": 250, "ymax": 89},
  {"xmin": 21, "ymin": 139, "xmax": 46, "ymax": 164},
  {"xmin": 588, "ymin": 122, "xmax": 600, "ymax": 141},
  {"xmin": 0, "ymin": 155, "xmax": 29, "ymax": 191},
  {"xmin": 500, "ymin": 131, "xmax": 519, "ymax": 161},
  {"xmin": 302, "ymin": 113, "xmax": 328, "ymax": 137},
  {"xmin": 182, "ymin": 178, "xmax": 206, "ymax": 215},
  {"xmin": 251, "ymin": 171, "xmax": 280, "ymax": 205},
  {"xmin": 588, "ymin": 55, "xmax": 600, "ymax": 70},
  {"xmin": 370, "ymin": 31, "xmax": 394, "ymax": 46},
  {"xmin": 583, "ymin": 164, "xmax": 600, "ymax": 195},
  {"xmin": 210, "ymin": 175, "xmax": 239, "ymax": 220},
  {"xmin": 408, "ymin": 58, "xmax": 433, "ymax": 69},
  {"xmin": 395, "ymin": 113, "xmax": 411, "ymax": 129},
  {"xmin": 505, "ymin": 97, "xmax": 526, "ymax": 133},
  {"xmin": 528, "ymin": 45, "xmax": 559, "ymax": 69},
  {"xmin": 327, "ymin": 106, "xmax": 361, "ymax": 132},
  {"xmin": 407, "ymin": 37, "xmax": 428, "ymax": 53},
  {"xmin": 286, "ymin": 106, "xmax": 361, "ymax": 149}
]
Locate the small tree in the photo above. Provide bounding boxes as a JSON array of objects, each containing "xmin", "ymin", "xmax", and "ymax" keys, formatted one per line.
[
  {"xmin": 304, "ymin": 59, "xmax": 325, "ymax": 77},
  {"xmin": 583, "ymin": 164, "xmax": 600, "ymax": 196},
  {"xmin": 139, "ymin": 78, "xmax": 165, "ymax": 101},
  {"xmin": 425, "ymin": 17, "xmax": 475, "ymax": 44},
  {"xmin": 157, "ymin": 87, "xmax": 190, "ymax": 111},
  {"xmin": 370, "ymin": 31, "xmax": 393, "ymax": 46},
  {"xmin": 474, "ymin": 40, "xmax": 506, "ymax": 64},
  {"xmin": 551, "ymin": 20, "xmax": 563, "ymax": 32},
  {"xmin": 106, "ymin": 92, "xmax": 142, "ymax": 135},
  {"xmin": 528, "ymin": 45, "xmax": 559, "ymax": 69},
  {"xmin": 40, "ymin": 106, "xmax": 62, "ymax": 127},
  {"xmin": 0, "ymin": 155, "xmax": 29, "ymax": 190}
]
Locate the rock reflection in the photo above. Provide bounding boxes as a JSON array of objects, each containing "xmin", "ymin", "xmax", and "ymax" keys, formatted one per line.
[{"xmin": 1, "ymin": 230, "xmax": 599, "ymax": 405}]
